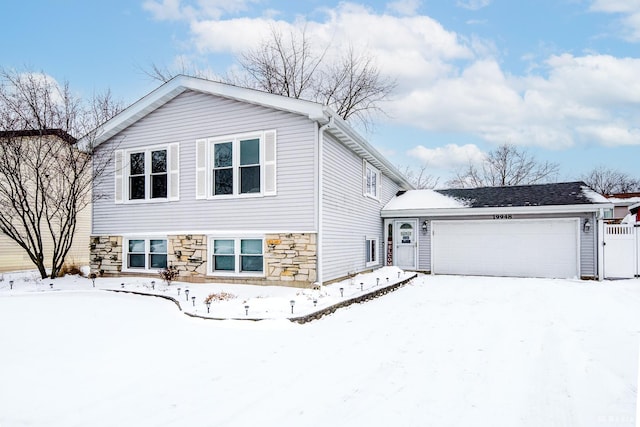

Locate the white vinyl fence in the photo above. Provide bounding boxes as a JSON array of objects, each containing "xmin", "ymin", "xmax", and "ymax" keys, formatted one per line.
[{"xmin": 603, "ymin": 224, "xmax": 639, "ymax": 279}]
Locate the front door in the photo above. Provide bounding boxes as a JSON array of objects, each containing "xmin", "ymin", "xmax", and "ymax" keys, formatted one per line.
[{"xmin": 394, "ymin": 220, "xmax": 417, "ymax": 269}]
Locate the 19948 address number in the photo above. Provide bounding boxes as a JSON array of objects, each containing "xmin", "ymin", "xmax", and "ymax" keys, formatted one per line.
[{"xmin": 493, "ymin": 214, "xmax": 513, "ymax": 219}]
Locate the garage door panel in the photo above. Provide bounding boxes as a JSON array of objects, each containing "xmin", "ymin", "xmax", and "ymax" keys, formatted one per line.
[{"xmin": 432, "ymin": 219, "xmax": 579, "ymax": 278}]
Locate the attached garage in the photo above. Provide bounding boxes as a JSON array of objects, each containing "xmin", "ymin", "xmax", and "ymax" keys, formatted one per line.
[
  {"xmin": 381, "ymin": 182, "xmax": 613, "ymax": 280},
  {"xmin": 431, "ymin": 219, "xmax": 579, "ymax": 278}
]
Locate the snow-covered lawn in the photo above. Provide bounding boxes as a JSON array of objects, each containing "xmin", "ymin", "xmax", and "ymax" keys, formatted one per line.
[{"xmin": 1, "ymin": 273, "xmax": 638, "ymax": 426}]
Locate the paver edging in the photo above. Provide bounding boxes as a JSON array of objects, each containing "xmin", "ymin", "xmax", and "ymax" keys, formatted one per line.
[
  {"xmin": 105, "ymin": 273, "xmax": 418, "ymax": 323},
  {"xmin": 106, "ymin": 289, "xmax": 183, "ymax": 311},
  {"xmin": 288, "ymin": 273, "xmax": 418, "ymax": 324}
]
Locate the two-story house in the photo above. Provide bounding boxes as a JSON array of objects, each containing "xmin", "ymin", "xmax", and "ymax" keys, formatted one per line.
[{"xmin": 88, "ymin": 75, "xmax": 413, "ymax": 287}]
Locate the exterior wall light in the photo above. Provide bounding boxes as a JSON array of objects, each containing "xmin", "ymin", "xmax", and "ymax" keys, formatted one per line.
[
  {"xmin": 422, "ymin": 220, "xmax": 428, "ymax": 234},
  {"xmin": 583, "ymin": 219, "xmax": 591, "ymax": 233}
]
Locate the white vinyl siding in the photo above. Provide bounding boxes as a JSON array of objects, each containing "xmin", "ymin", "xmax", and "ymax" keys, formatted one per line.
[
  {"xmin": 93, "ymin": 90, "xmax": 315, "ymax": 234},
  {"xmin": 322, "ymin": 133, "xmax": 399, "ymax": 282}
]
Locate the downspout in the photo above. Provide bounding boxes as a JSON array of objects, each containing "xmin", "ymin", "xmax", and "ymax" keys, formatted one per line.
[{"xmin": 317, "ymin": 116, "xmax": 334, "ymax": 288}]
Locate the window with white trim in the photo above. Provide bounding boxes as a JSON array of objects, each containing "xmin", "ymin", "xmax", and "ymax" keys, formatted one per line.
[
  {"xmin": 125, "ymin": 238, "xmax": 168, "ymax": 270},
  {"xmin": 365, "ymin": 236, "xmax": 379, "ymax": 267},
  {"xmin": 363, "ymin": 161, "xmax": 380, "ymax": 199},
  {"xmin": 210, "ymin": 238, "xmax": 264, "ymax": 275},
  {"xmin": 114, "ymin": 144, "xmax": 179, "ymax": 203},
  {"xmin": 195, "ymin": 130, "xmax": 276, "ymax": 199}
]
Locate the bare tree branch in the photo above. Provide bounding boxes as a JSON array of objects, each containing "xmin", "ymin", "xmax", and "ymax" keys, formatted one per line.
[
  {"xmin": 446, "ymin": 144, "xmax": 560, "ymax": 188},
  {"xmin": 580, "ymin": 166, "xmax": 640, "ymax": 194},
  {"xmin": 144, "ymin": 26, "xmax": 396, "ymax": 129},
  {"xmin": 398, "ymin": 165, "xmax": 439, "ymax": 189},
  {"xmin": 0, "ymin": 67, "xmax": 123, "ymax": 278}
]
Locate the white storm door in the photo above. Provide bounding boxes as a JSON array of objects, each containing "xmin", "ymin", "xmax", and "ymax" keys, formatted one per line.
[{"xmin": 395, "ymin": 220, "xmax": 417, "ymax": 269}]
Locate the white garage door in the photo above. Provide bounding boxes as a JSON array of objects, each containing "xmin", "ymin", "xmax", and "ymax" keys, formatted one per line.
[{"xmin": 432, "ymin": 219, "xmax": 580, "ymax": 278}]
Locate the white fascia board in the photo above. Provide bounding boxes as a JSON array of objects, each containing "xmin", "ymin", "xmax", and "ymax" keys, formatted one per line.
[
  {"xmin": 180, "ymin": 75, "xmax": 329, "ymax": 120},
  {"xmin": 84, "ymin": 80, "xmax": 187, "ymax": 148},
  {"xmin": 629, "ymin": 201, "xmax": 640, "ymax": 211},
  {"xmin": 381, "ymin": 203, "xmax": 614, "ymax": 218},
  {"xmin": 85, "ymin": 75, "xmax": 330, "ymax": 148}
]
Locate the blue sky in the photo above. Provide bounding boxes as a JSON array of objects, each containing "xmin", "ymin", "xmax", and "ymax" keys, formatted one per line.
[{"xmin": 2, "ymin": 0, "xmax": 639, "ymax": 186}]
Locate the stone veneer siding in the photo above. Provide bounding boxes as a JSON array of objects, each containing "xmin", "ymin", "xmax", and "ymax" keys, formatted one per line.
[
  {"xmin": 90, "ymin": 236, "xmax": 123, "ymax": 275},
  {"xmin": 90, "ymin": 233, "xmax": 317, "ymax": 287},
  {"xmin": 264, "ymin": 233, "xmax": 317, "ymax": 286}
]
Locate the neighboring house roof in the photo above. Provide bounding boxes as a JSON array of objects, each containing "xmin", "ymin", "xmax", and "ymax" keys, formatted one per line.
[
  {"xmin": 629, "ymin": 202, "xmax": 640, "ymax": 214},
  {"xmin": 382, "ymin": 181, "xmax": 613, "ymax": 217},
  {"xmin": 606, "ymin": 192, "xmax": 640, "ymax": 199},
  {"xmin": 0, "ymin": 129, "xmax": 77, "ymax": 144},
  {"xmin": 605, "ymin": 192, "xmax": 640, "ymax": 210},
  {"xmin": 85, "ymin": 75, "xmax": 413, "ymax": 189}
]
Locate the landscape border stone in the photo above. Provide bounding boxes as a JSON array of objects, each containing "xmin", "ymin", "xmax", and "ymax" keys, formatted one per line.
[{"xmin": 105, "ymin": 273, "xmax": 418, "ymax": 323}]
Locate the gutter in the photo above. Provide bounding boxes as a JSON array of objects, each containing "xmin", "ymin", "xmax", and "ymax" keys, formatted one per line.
[
  {"xmin": 316, "ymin": 116, "xmax": 334, "ymax": 288},
  {"xmin": 381, "ymin": 203, "xmax": 614, "ymax": 218}
]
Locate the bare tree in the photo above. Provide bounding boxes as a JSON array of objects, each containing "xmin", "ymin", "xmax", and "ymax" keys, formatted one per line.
[
  {"xmin": 399, "ymin": 165, "xmax": 439, "ymax": 189},
  {"xmin": 0, "ymin": 68, "xmax": 122, "ymax": 278},
  {"xmin": 237, "ymin": 26, "xmax": 325, "ymax": 99},
  {"xmin": 581, "ymin": 166, "xmax": 640, "ymax": 194},
  {"xmin": 446, "ymin": 144, "xmax": 559, "ymax": 188},
  {"xmin": 146, "ymin": 26, "xmax": 396, "ymax": 129}
]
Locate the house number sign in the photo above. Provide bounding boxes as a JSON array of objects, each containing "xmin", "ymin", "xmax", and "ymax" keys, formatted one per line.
[{"xmin": 493, "ymin": 214, "xmax": 513, "ymax": 219}]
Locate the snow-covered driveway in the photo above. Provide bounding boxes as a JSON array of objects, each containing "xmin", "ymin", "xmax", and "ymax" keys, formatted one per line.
[{"xmin": 1, "ymin": 275, "xmax": 638, "ymax": 426}]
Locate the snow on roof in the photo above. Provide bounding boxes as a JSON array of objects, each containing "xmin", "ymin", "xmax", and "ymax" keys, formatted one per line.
[
  {"xmin": 581, "ymin": 186, "xmax": 611, "ymax": 204},
  {"xmin": 606, "ymin": 196, "xmax": 640, "ymax": 205},
  {"xmin": 383, "ymin": 189, "xmax": 468, "ymax": 211}
]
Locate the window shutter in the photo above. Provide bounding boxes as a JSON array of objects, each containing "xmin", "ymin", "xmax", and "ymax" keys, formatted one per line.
[
  {"xmin": 264, "ymin": 130, "xmax": 277, "ymax": 196},
  {"xmin": 168, "ymin": 143, "xmax": 180, "ymax": 201},
  {"xmin": 376, "ymin": 168, "xmax": 382, "ymax": 199},
  {"xmin": 114, "ymin": 149, "xmax": 124, "ymax": 204},
  {"xmin": 195, "ymin": 139, "xmax": 207, "ymax": 199},
  {"xmin": 362, "ymin": 159, "xmax": 367, "ymax": 197}
]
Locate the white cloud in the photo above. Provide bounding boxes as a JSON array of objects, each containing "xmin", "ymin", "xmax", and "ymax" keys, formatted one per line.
[
  {"xmin": 577, "ymin": 123, "xmax": 640, "ymax": 146},
  {"xmin": 589, "ymin": 0, "xmax": 640, "ymax": 14},
  {"xmin": 386, "ymin": 0, "xmax": 421, "ymax": 16},
  {"xmin": 146, "ymin": 1, "xmax": 640, "ymax": 149},
  {"xmin": 407, "ymin": 144, "xmax": 486, "ymax": 169},
  {"xmin": 456, "ymin": 0, "xmax": 492, "ymax": 11},
  {"xmin": 589, "ymin": 0, "xmax": 640, "ymax": 41},
  {"xmin": 143, "ymin": 0, "xmax": 257, "ymax": 21},
  {"xmin": 389, "ymin": 53, "xmax": 640, "ymax": 148}
]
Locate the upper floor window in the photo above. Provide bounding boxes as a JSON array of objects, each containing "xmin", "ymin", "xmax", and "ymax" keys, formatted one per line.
[
  {"xmin": 212, "ymin": 138, "xmax": 261, "ymax": 196},
  {"xmin": 363, "ymin": 160, "xmax": 380, "ymax": 200},
  {"xmin": 196, "ymin": 130, "xmax": 276, "ymax": 199},
  {"xmin": 129, "ymin": 149, "xmax": 167, "ymax": 200},
  {"xmin": 114, "ymin": 144, "xmax": 179, "ymax": 204}
]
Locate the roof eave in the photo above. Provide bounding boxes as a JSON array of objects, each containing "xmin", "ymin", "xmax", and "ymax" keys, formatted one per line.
[
  {"xmin": 84, "ymin": 75, "xmax": 331, "ymax": 148},
  {"xmin": 327, "ymin": 115, "xmax": 414, "ymax": 190}
]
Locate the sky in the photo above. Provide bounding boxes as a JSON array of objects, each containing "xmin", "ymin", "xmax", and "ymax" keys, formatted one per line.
[{"xmin": 2, "ymin": 0, "xmax": 640, "ymax": 186}]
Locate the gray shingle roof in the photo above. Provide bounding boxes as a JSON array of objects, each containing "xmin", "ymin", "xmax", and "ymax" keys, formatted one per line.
[{"xmin": 436, "ymin": 181, "xmax": 602, "ymax": 208}]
